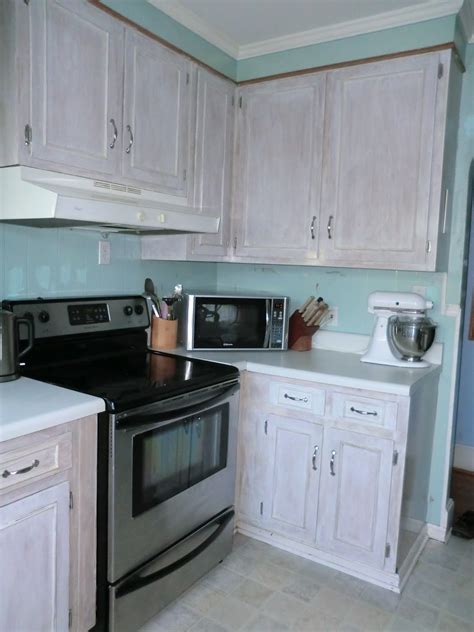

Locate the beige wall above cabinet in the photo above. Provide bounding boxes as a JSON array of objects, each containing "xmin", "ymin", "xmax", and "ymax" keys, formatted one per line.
[
  {"xmin": 1, "ymin": 0, "xmax": 195, "ymax": 200},
  {"xmin": 232, "ymin": 74, "xmax": 325, "ymax": 263}
]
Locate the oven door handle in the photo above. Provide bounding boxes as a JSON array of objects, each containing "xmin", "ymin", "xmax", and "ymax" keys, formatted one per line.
[
  {"xmin": 115, "ymin": 510, "xmax": 234, "ymax": 598},
  {"xmin": 116, "ymin": 381, "xmax": 239, "ymax": 430}
]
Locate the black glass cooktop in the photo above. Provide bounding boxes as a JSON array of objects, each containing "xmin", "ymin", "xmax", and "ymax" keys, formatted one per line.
[{"xmin": 21, "ymin": 336, "xmax": 238, "ymax": 413}]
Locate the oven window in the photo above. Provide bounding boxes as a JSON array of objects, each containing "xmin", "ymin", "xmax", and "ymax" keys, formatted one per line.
[
  {"xmin": 132, "ymin": 404, "xmax": 229, "ymax": 517},
  {"xmin": 194, "ymin": 298, "xmax": 267, "ymax": 348}
]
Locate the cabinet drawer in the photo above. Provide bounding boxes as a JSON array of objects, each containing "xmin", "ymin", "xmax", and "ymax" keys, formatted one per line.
[
  {"xmin": 0, "ymin": 434, "xmax": 72, "ymax": 493},
  {"xmin": 270, "ymin": 381, "xmax": 326, "ymax": 416},
  {"xmin": 331, "ymin": 394, "xmax": 397, "ymax": 429}
]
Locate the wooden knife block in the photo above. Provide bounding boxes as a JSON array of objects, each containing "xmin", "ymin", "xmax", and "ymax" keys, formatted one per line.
[{"xmin": 288, "ymin": 310, "xmax": 319, "ymax": 351}]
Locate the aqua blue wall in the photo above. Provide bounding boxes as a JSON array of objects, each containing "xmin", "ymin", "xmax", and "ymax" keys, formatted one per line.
[{"xmin": 0, "ymin": 224, "xmax": 216, "ymax": 300}]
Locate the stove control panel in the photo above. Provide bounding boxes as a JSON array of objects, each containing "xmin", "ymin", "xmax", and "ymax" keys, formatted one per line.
[{"xmin": 4, "ymin": 296, "xmax": 150, "ymax": 339}]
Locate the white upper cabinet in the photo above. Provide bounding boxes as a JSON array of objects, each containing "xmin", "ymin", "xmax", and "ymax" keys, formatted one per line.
[
  {"xmin": 319, "ymin": 53, "xmax": 445, "ymax": 270},
  {"xmin": 189, "ymin": 68, "xmax": 235, "ymax": 258},
  {"xmin": 123, "ymin": 28, "xmax": 192, "ymax": 196},
  {"xmin": 233, "ymin": 74, "xmax": 325, "ymax": 262},
  {"xmin": 316, "ymin": 428, "xmax": 394, "ymax": 568},
  {"xmin": 25, "ymin": 0, "xmax": 124, "ymax": 176}
]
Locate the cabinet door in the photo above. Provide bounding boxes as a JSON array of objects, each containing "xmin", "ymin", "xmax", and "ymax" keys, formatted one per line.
[
  {"xmin": 28, "ymin": 0, "xmax": 123, "ymax": 176},
  {"xmin": 316, "ymin": 428, "xmax": 393, "ymax": 568},
  {"xmin": 0, "ymin": 482, "xmax": 70, "ymax": 631},
  {"xmin": 189, "ymin": 68, "xmax": 235, "ymax": 258},
  {"xmin": 233, "ymin": 74, "xmax": 325, "ymax": 262},
  {"xmin": 123, "ymin": 28, "xmax": 192, "ymax": 195},
  {"xmin": 261, "ymin": 414, "xmax": 323, "ymax": 544},
  {"xmin": 320, "ymin": 54, "xmax": 441, "ymax": 268}
]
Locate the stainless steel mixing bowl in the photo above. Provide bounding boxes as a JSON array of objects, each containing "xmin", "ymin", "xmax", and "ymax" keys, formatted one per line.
[{"xmin": 387, "ymin": 314, "xmax": 437, "ymax": 362}]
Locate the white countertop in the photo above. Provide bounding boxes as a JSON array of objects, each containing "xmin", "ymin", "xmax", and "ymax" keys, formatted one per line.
[
  {"xmin": 0, "ymin": 377, "xmax": 105, "ymax": 443},
  {"xmin": 160, "ymin": 347, "xmax": 440, "ymax": 396}
]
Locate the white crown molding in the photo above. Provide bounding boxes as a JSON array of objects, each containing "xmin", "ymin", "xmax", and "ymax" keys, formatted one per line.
[
  {"xmin": 146, "ymin": 0, "xmax": 239, "ymax": 58},
  {"xmin": 146, "ymin": 0, "xmax": 463, "ymax": 61},
  {"xmin": 237, "ymin": 0, "xmax": 463, "ymax": 59},
  {"xmin": 458, "ymin": 0, "xmax": 474, "ymax": 42}
]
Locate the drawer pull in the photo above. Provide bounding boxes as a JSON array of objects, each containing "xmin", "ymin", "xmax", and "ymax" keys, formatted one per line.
[
  {"xmin": 330, "ymin": 450, "xmax": 336, "ymax": 476},
  {"xmin": 284, "ymin": 393, "xmax": 308, "ymax": 403},
  {"xmin": 312, "ymin": 445, "xmax": 319, "ymax": 471},
  {"xmin": 350, "ymin": 406, "xmax": 377, "ymax": 417},
  {"xmin": 2, "ymin": 459, "xmax": 40, "ymax": 479}
]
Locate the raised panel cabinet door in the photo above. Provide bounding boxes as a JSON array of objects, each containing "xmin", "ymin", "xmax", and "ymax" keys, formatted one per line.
[
  {"xmin": 190, "ymin": 68, "xmax": 235, "ymax": 258},
  {"xmin": 123, "ymin": 28, "xmax": 192, "ymax": 195},
  {"xmin": 233, "ymin": 74, "xmax": 325, "ymax": 262},
  {"xmin": 261, "ymin": 414, "xmax": 323, "ymax": 543},
  {"xmin": 316, "ymin": 428, "xmax": 393, "ymax": 568},
  {"xmin": 0, "ymin": 481, "xmax": 70, "ymax": 631},
  {"xmin": 320, "ymin": 53, "xmax": 441, "ymax": 269},
  {"xmin": 28, "ymin": 0, "xmax": 124, "ymax": 176}
]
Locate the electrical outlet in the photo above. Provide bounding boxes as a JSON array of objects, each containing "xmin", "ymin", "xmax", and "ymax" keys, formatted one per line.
[
  {"xmin": 98, "ymin": 239, "xmax": 111, "ymax": 265},
  {"xmin": 327, "ymin": 307, "xmax": 338, "ymax": 326}
]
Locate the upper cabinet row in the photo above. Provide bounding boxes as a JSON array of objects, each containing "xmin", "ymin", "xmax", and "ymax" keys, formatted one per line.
[{"xmin": 1, "ymin": 0, "xmax": 460, "ymax": 271}]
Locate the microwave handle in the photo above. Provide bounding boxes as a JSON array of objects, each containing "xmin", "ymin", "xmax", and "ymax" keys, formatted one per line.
[{"xmin": 263, "ymin": 299, "xmax": 272, "ymax": 349}]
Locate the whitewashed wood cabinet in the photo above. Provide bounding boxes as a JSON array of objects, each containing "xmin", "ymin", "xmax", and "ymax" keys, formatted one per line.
[
  {"xmin": 316, "ymin": 428, "xmax": 394, "ymax": 568},
  {"xmin": 0, "ymin": 416, "xmax": 97, "ymax": 631},
  {"xmin": 261, "ymin": 414, "xmax": 323, "ymax": 544},
  {"xmin": 2, "ymin": 0, "xmax": 124, "ymax": 177},
  {"xmin": 232, "ymin": 74, "xmax": 325, "ymax": 263},
  {"xmin": 123, "ymin": 28, "xmax": 193, "ymax": 195},
  {"xmin": 319, "ymin": 53, "xmax": 449, "ymax": 270},
  {"xmin": 0, "ymin": 482, "xmax": 70, "ymax": 632},
  {"xmin": 236, "ymin": 370, "xmax": 440, "ymax": 591}
]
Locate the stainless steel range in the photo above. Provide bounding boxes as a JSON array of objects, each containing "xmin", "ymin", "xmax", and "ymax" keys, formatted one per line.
[{"xmin": 3, "ymin": 295, "xmax": 240, "ymax": 632}]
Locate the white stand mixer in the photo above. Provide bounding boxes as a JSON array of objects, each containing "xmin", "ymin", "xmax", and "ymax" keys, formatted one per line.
[{"xmin": 361, "ymin": 292, "xmax": 436, "ymax": 368}]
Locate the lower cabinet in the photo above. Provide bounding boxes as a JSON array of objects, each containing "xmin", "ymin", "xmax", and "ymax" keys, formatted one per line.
[
  {"xmin": 261, "ymin": 414, "xmax": 322, "ymax": 544},
  {"xmin": 0, "ymin": 482, "xmax": 70, "ymax": 631},
  {"xmin": 316, "ymin": 428, "xmax": 394, "ymax": 568}
]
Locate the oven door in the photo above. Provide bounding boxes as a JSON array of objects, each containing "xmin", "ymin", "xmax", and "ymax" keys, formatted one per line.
[
  {"xmin": 109, "ymin": 380, "xmax": 239, "ymax": 582},
  {"xmin": 191, "ymin": 297, "xmax": 271, "ymax": 349}
]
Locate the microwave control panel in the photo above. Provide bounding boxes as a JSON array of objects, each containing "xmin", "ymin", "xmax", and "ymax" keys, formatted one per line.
[{"xmin": 270, "ymin": 299, "xmax": 286, "ymax": 348}]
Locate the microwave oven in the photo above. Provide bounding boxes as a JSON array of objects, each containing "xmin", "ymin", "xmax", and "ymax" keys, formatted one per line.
[{"xmin": 181, "ymin": 294, "xmax": 289, "ymax": 351}]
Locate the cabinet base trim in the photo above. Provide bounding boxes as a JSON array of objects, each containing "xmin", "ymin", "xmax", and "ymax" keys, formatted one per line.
[{"xmin": 237, "ymin": 521, "xmax": 405, "ymax": 592}]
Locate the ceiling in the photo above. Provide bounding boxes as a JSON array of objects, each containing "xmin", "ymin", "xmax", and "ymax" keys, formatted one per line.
[{"xmin": 148, "ymin": 0, "xmax": 470, "ymax": 59}]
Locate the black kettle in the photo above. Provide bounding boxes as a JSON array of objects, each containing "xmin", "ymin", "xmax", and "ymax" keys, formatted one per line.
[{"xmin": 0, "ymin": 310, "xmax": 34, "ymax": 383}]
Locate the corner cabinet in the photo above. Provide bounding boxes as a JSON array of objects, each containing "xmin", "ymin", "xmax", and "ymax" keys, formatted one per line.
[
  {"xmin": 232, "ymin": 74, "xmax": 325, "ymax": 263},
  {"xmin": 236, "ymin": 370, "xmax": 440, "ymax": 590}
]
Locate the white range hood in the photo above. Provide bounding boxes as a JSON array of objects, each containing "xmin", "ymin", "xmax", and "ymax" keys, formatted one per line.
[{"xmin": 0, "ymin": 166, "xmax": 219, "ymax": 234}]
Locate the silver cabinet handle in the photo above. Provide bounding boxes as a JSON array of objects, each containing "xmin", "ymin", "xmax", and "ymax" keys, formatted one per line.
[
  {"xmin": 330, "ymin": 450, "xmax": 336, "ymax": 476},
  {"xmin": 2, "ymin": 459, "xmax": 39, "ymax": 479},
  {"xmin": 350, "ymin": 406, "xmax": 378, "ymax": 417},
  {"xmin": 312, "ymin": 445, "xmax": 319, "ymax": 471},
  {"xmin": 310, "ymin": 216, "xmax": 316, "ymax": 240},
  {"xmin": 327, "ymin": 215, "xmax": 333, "ymax": 240},
  {"xmin": 109, "ymin": 118, "xmax": 118, "ymax": 149},
  {"xmin": 125, "ymin": 125, "xmax": 134, "ymax": 154},
  {"xmin": 24, "ymin": 124, "xmax": 32, "ymax": 146},
  {"xmin": 284, "ymin": 393, "xmax": 308, "ymax": 403}
]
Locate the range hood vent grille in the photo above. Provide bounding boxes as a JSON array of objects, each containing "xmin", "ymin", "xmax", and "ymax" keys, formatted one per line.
[{"xmin": 93, "ymin": 180, "xmax": 142, "ymax": 195}]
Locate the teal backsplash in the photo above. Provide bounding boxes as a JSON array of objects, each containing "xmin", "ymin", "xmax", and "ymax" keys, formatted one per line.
[{"xmin": 0, "ymin": 224, "xmax": 217, "ymax": 301}]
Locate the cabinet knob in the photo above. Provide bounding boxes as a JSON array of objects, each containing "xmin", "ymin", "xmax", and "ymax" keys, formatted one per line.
[
  {"xmin": 125, "ymin": 125, "xmax": 134, "ymax": 154},
  {"xmin": 312, "ymin": 445, "xmax": 319, "ymax": 471},
  {"xmin": 109, "ymin": 118, "xmax": 118, "ymax": 149},
  {"xmin": 330, "ymin": 449, "xmax": 336, "ymax": 476},
  {"xmin": 327, "ymin": 215, "xmax": 333, "ymax": 240}
]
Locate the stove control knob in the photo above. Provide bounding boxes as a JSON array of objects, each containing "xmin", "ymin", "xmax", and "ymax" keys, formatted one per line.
[
  {"xmin": 123, "ymin": 305, "xmax": 133, "ymax": 316},
  {"xmin": 134, "ymin": 304, "xmax": 144, "ymax": 315},
  {"xmin": 38, "ymin": 310, "xmax": 50, "ymax": 323}
]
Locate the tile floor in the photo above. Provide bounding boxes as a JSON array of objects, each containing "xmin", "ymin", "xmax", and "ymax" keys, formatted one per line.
[{"xmin": 139, "ymin": 534, "xmax": 473, "ymax": 632}]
